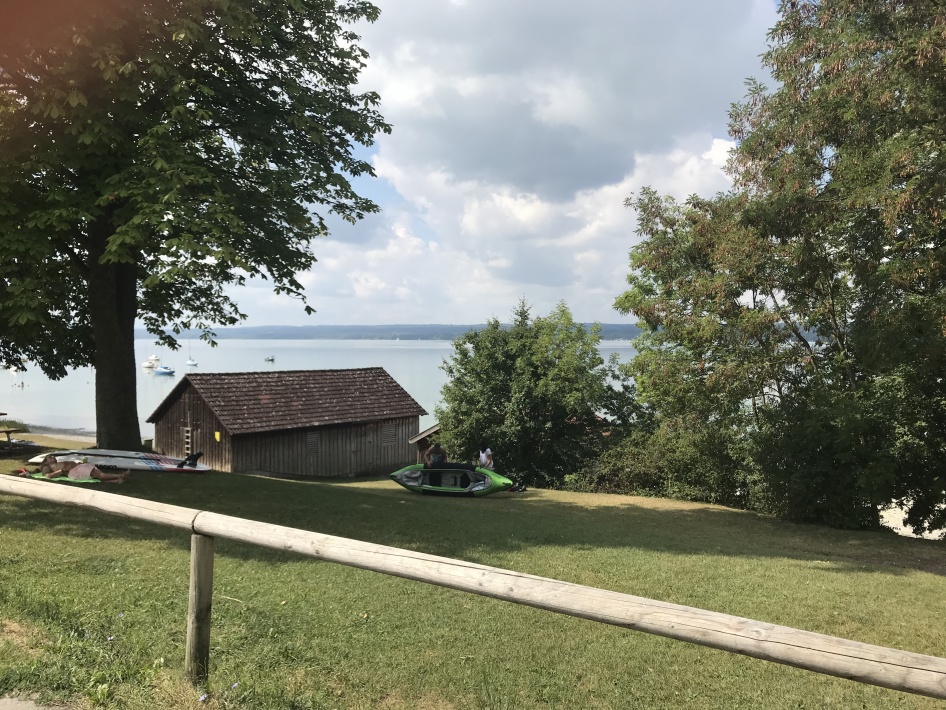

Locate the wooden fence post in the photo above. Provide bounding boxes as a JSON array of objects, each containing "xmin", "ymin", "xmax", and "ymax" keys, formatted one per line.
[{"xmin": 185, "ymin": 533, "xmax": 214, "ymax": 684}]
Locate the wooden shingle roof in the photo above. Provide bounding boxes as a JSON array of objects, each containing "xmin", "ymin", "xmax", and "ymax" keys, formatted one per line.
[{"xmin": 147, "ymin": 368, "xmax": 427, "ymax": 435}]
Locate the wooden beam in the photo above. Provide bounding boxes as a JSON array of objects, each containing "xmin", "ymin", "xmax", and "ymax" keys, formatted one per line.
[
  {"xmin": 2, "ymin": 476, "xmax": 945, "ymax": 699},
  {"xmin": 193, "ymin": 510, "xmax": 946, "ymax": 699}
]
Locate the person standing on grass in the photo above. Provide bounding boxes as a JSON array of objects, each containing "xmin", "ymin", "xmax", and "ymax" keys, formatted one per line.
[
  {"xmin": 476, "ymin": 443, "xmax": 526, "ymax": 491},
  {"xmin": 477, "ymin": 442, "xmax": 494, "ymax": 470},
  {"xmin": 424, "ymin": 442, "xmax": 448, "ymax": 467}
]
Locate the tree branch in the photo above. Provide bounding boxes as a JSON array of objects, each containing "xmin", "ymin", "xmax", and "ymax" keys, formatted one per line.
[{"xmin": 767, "ymin": 288, "xmax": 817, "ymax": 360}]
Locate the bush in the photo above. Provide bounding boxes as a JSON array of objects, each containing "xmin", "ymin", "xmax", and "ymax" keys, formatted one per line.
[
  {"xmin": 751, "ymin": 382, "xmax": 899, "ymax": 530},
  {"xmin": 569, "ymin": 415, "xmax": 753, "ymax": 509},
  {"xmin": 564, "ymin": 429, "xmax": 660, "ymax": 495}
]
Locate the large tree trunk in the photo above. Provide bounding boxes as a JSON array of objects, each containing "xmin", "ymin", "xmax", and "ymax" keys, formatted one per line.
[{"xmin": 88, "ymin": 252, "xmax": 142, "ymax": 450}]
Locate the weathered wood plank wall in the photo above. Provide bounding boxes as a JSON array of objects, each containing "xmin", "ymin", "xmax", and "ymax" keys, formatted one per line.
[
  {"xmin": 233, "ymin": 416, "xmax": 418, "ymax": 476},
  {"xmin": 153, "ymin": 386, "xmax": 232, "ymax": 472}
]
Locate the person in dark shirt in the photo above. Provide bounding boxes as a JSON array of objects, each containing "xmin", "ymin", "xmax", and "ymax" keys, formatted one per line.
[{"xmin": 424, "ymin": 442, "xmax": 448, "ymax": 467}]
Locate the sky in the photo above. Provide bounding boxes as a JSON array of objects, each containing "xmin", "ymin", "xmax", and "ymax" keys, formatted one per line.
[{"xmin": 239, "ymin": 0, "xmax": 781, "ymax": 327}]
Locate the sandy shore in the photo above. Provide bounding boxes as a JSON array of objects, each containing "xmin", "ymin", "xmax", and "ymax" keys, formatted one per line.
[
  {"xmin": 31, "ymin": 433, "xmax": 97, "ymax": 444},
  {"xmin": 880, "ymin": 507, "xmax": 943, "ymax": 540},
  {"xmin": 23, "ymin": 427, "xmax": 96, "ymax": 444}
]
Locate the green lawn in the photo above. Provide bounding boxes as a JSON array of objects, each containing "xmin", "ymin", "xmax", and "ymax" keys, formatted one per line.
[{"xmin": 0, "ymin": 436, "xmax": 944, "ymax": 709}]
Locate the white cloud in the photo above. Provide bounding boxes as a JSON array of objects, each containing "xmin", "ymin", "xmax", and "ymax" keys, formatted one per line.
[
  {"xmin": 242, "ymin": 134, "xmax": 736, "ymax": 325},
  {"xmin": 232, "ymin": 0, "xmax": 779, "ymax": 327},
  {"xmin": 704, "ymin": 138, "xmax": 734, "ymax": 168}
]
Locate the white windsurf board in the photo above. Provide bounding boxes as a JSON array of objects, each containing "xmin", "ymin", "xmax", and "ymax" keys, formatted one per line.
[{"xmin": 28, "ymin": 449, "xmax": 210, "ymax": 473}]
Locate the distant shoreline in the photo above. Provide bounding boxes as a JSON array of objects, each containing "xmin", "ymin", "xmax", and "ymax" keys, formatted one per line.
[
  {"xmin": 134, "ymin": 323, "xmax": 642, "ymax": 342},
  {"xmin": 27, "ymin": 425, "xmax": 97, "ymax": 441}
]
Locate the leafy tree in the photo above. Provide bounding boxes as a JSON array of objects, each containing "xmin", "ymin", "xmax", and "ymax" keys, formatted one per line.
[
  {"xmin": 614, "ymin": 0, "xmax": 946, "ymax": 534},
  {"xmin": 436, "ymin": 301, "xmax": 640, "ymax": 486},
  {"xmin": 0, "ymin": 0, "xmax": 388, "ymax": 447}
]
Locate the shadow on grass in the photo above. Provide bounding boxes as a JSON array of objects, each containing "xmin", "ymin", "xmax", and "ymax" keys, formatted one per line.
[{"xmin": 1, "ymin": 458, "xmax": 943, "ymax": 578}]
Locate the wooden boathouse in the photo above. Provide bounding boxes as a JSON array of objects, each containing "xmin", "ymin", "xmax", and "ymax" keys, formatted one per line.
[{"xmin": 146, "ymin": 368, "xmax": 427, "ymax": 476}]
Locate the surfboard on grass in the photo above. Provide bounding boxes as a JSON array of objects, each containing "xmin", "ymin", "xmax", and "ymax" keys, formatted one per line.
[{"xmin": 28, "ymin": 449, "xmax": 210, "ymax": 473}]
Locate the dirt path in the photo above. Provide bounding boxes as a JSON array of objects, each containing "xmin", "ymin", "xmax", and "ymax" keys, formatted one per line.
[{"xmin": 0, "ymin": 697, "xmax": 61, "ymax": 709}]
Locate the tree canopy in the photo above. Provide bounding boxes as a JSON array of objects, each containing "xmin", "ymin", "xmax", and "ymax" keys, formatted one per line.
[
  {"xmin": 0, "ymin": 0, "xmax": 389, "ymax": 447},
  {"xmin": 612, "ymin": 0, "xmax": 946, "ymax": 534},
  {"xmin": 435, "ymin": 300, "xmax": 640, "ymax": 486}
]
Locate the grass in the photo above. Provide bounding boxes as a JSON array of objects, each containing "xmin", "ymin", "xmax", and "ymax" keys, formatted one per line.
[{"xmin": 0, "ymin": 435, "xmax": 944, "ymax": 709}]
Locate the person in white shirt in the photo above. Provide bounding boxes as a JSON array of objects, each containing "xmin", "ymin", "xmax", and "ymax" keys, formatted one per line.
[{"xmin": 477, "ymin": 443, "xmax": 493, "ymax": 470}]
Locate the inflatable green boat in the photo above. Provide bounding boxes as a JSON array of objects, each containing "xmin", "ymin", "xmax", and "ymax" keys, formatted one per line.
[{"xmin": 389, "ymin": 463, "xmax": 513, "ymax": 497}]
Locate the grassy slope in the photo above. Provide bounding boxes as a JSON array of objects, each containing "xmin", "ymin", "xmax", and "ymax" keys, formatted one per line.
[{"xmin": 0, "ymin": 437, "xmax": 944, "ymax": 709}]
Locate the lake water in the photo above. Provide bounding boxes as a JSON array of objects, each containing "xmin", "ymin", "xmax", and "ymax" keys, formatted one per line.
[{"xmin": 3, "ymin": 339, "xmax": 636, "ymax": 438}]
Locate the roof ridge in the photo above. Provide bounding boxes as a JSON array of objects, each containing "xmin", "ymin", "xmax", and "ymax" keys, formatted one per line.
[
  {"xmin": 186, "ymin": 366, "xmax": 386, "ymax": 377},
  {"xmin": 147, "ymin": 367, "xmax": 427, "ymax": 433}
]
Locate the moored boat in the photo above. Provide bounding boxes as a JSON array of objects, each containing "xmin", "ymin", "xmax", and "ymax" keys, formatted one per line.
[{"xmin": 389, "ymin": 463, "xmax": 513, "ymax": 497}]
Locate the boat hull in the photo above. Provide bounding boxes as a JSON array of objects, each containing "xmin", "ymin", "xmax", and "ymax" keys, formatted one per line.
[
  {"xmin": 389, "ymin": 463, "xmax": 513, "ymax": 497},
  {"xmin": 28, "ymin": 449, "xmax": 211, "ymax": 473}
]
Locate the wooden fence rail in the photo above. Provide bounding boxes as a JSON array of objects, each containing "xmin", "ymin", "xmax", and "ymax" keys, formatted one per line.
[{"xmin": 1, "ymin": 475, "xmax": 945, "ymax": 699}]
